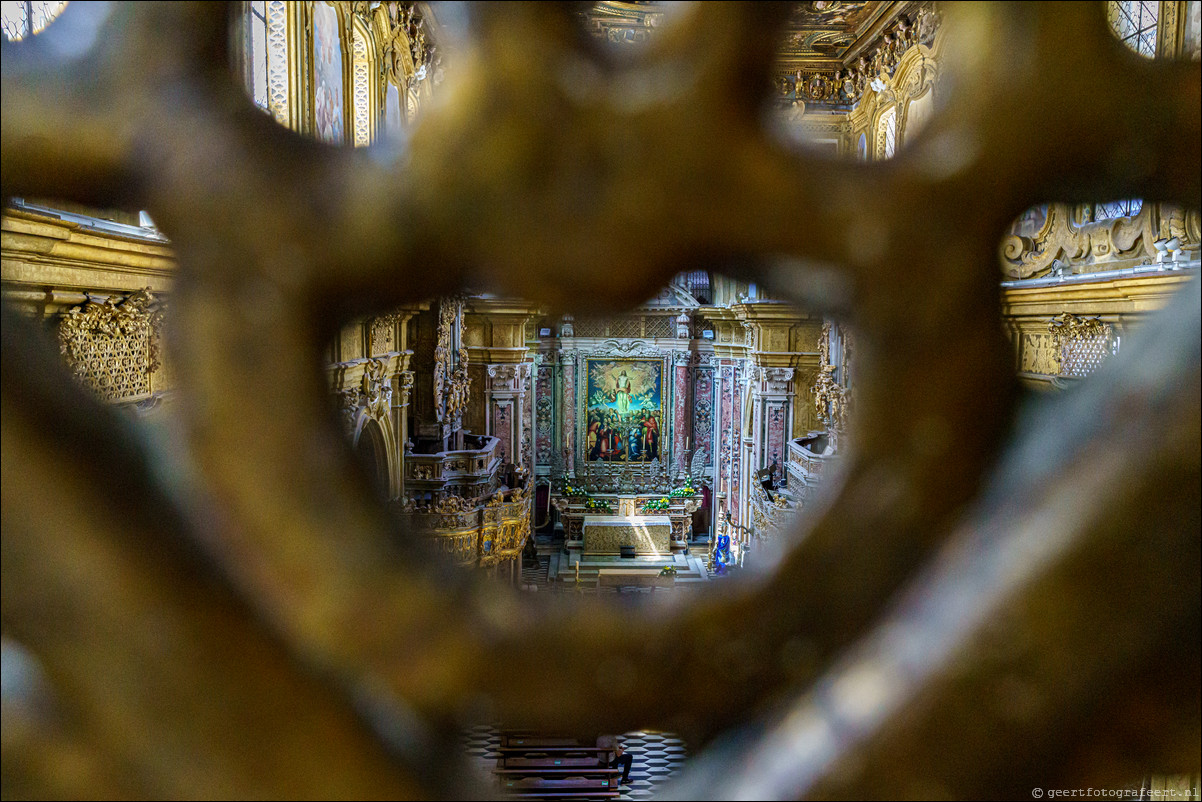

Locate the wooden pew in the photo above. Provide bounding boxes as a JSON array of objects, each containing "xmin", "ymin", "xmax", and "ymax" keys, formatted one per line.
[
  {"xmin": 498, "ymin": 775, "xmax": 620, "ymax": 798},
  {"xmin": 494, "ymin": 731, "xmax": 623, "ymax": 798}
]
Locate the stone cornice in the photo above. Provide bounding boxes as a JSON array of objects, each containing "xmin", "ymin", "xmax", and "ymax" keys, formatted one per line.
[
  {"xmin": 1001, "ymin": 271, "xmax": 1196, "ymax": 318},
  {"xmin": 2, "ymin": 209, "xmax": 175, "ymax": 297}
]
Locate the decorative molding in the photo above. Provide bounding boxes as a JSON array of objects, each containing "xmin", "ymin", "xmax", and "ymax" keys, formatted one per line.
[
  {"xmin": 360, "ymin": 357, "xmax": 392, "ymax": 420},
  {"xmin": 577, "ymin": 339, "xmax": 667, "ymax": 359},
  {"xmin": 486, "ymin": 362, "xmax": 531, "ymax": 391}
]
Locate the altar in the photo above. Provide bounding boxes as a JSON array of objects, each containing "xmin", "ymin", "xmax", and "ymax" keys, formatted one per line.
[
  {"xmin": 552, "ymin": 492, "xmax": 703, "ymax": 557},
  {"xmin": 583, "ymin": 515, "xmax": 672, "ymax": 555}
]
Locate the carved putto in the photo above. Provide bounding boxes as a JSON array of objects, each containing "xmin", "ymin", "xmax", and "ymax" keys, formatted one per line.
[{"xmin": 784, "ymin": 8, "xmax": 935, "ymax": 105}]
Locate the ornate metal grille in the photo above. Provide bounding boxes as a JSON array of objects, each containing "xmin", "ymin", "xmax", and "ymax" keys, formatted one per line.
[
  {"xmin": 1050, "ymin": 313, "xmax": 1117, "ymax": 378},
  {"xmin": 56, "ymin": 290, "xmax": 163, "ymax": 402},
  {"xmin": 1, "ymin": 3, "xmax": 1198, "ymax": 800}
]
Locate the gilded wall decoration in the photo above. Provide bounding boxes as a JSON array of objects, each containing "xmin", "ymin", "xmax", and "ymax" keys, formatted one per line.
[
  {"xmin": 369, "ymin": 313, "xmax": 397, "ymax": 354},
  {"xmin": 57, "ymin": 289, "xmax": 164, "ymax": 402},
  {"xmin": 1015, "ymin": 330, "xmax": 1059, "ymax": 377},
  {"xmin": 571, "ymin": 315, "xmax": 676, "ymax": 339}
]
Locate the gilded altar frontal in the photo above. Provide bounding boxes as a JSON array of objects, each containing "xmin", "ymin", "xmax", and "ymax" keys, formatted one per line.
[{"xmin": 1, "ymin": 1, "xmax": 1199, "ymax": 800}]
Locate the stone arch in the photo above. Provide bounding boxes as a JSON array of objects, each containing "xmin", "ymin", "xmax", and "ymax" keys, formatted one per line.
[{"xmin": 354, "ymin": 416, "xmax": 389, "ymax": 498}]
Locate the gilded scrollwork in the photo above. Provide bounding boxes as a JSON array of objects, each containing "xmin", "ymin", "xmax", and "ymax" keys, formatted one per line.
[
  {"xmin": 58, "ymin": 289, "xmax": 165, "ymax": 402},
  {"xmin": 1001, "ymin": 202, "xmax": 1199, "ymax": 280}
]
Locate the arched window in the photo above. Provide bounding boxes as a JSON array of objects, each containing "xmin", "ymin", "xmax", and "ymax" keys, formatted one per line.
[
  {"xmin": 1093, "ymin": 198, "xmax": 1143, "ymax": 221},
  {"xmin": 1107, "ymin": 0, "xmax": 1158, "ymax": 57},
  {"xmin": 1, "ymin": 1, "xmax": 67, "ymax": 41},
  {"xmin": 876, "ymin": 106, "xmax": 897, "ymax": 160}
]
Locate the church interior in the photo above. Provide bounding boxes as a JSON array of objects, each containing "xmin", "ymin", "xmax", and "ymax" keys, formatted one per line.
[{"xmin": 1, "ymin": 1, "xmax": 1199, "ymax": 799}]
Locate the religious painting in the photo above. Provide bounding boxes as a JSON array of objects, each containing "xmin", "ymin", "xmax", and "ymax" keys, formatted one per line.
[
  {"xmin": 584, "ymin": 358, "xmax": 664, "ymax": 464},
  {"xmin": 1011, "ymin": 204, "xmax": 1049, "ymax": 239},
  {"xmin": 312, "ymin": 1, "xmax": 344, "ymax": 145}
]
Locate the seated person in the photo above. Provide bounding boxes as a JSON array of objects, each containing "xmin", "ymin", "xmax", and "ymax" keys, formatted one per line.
[{"xmin": 595, "ymin": 735, "xmax": 633, "ymax": 785}]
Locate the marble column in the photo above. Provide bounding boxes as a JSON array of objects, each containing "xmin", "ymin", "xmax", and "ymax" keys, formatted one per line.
[
  {"xmin": 672, "ymin": 351, "xmax": 692, "ymax": 474},
  {"xmin": 558, "ymin": 352, "xmax": 576, "ymax": 473},
  {"xmin": 486, "ymin": 362, "xmax": 532, "ymax": 470},
  {"xmin": 534, "ymin": 353, "xmax": 556, "ymax": 477},
  {"xmin": 758, "ymin": 367, "xmax": 795, "ymax": 474}
]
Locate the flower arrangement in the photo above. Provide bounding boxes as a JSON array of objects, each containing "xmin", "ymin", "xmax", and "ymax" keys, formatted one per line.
[
  {"xmin": 563, "ymin": 484, "xmax": 588, "ymax": 498},
  {"xmin": 659, "ymin": 565, "xmax": 678, "ymax": 577},
  {"xmin": 667, "ymin": 486, "xmax": 696, "ymax": 499},
  {"xmin": 585, "ymin": 497, "xmax": 612, "ymax": 513},
  {"xmin": 641, "ymin": 497, "xmax": 670, "ymax": 513}
]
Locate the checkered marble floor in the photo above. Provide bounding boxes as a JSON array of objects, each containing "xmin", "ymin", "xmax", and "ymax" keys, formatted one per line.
[{"xmin": 460, "ymin": 725, "xmax": 689, "ymax": 801}]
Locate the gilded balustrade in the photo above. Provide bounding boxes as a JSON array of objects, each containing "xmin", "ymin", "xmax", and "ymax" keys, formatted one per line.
[
  {"xmin": 398, "ymin": 489, "xmax": 531, "ymax": 569},
  {"xmin": 403, "ymin": 434, "xmax": 501, "ymax": 500}
]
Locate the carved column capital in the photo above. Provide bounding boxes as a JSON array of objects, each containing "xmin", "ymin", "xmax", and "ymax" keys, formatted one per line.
[{"xmin": 761, "ymin": 367, "xmax": 795, "ymax": 396}]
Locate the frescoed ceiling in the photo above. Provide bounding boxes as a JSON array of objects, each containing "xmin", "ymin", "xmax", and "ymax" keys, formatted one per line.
[
  {"xmin": 580, "ymin": 1, "xmax": 929, "ymax": 107},
  {"xmin": 582, "ymin": 1, "xmax": 909, "ymax": 67}
]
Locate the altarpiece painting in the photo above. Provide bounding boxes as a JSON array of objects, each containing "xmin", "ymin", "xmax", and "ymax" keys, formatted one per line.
[{"xmin": 584, "ymin": 358, "xmax": 664, "ymax": 464}]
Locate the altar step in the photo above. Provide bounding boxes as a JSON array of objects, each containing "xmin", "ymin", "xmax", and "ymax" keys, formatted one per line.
[{"xmin": 548, "ymin": 551, "xmax": 710, "ymax": 587}]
